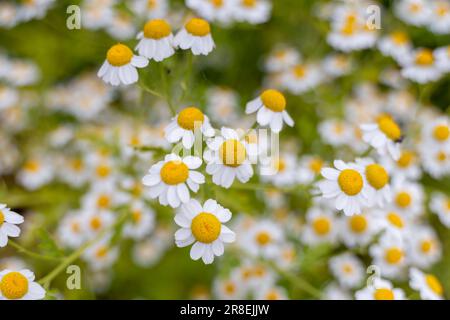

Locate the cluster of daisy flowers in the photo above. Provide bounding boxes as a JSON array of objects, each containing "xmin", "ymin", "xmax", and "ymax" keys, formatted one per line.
[{"xmin": 0, "ymin": 0, "xmax": 55, "ymax": 29}]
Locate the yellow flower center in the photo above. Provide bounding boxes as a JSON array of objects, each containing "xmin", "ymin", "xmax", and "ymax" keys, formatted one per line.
[
  {"xmin": 395, "ymin": 192, "xmax": 411, "ymax": 208},
  {"xmin": 96, "ymin": 164, "xmax": 111, "ymax": 178},
  {"xmin": 421, "ymin": 240, "xmax": 433, "ymax": 253},
  {"xmin": 255, "ymin": 231, "xmax": 272, "ymax": 246},
  {"xmin": 260, "ymin": 89, "xmax": 286, "ymax": 112},
  {"xmin": 313, "ymin": 217, "xmax": 331, "ymax": 235},
  {"xmin": 106, "ymin": 44, "xmax": 133, "ymax": 67},
  {"xmin": 365, "ymin": 164, "xmax": 389, "ymax": 190},
  {"xmin": 391, "ymin": 31, "xmax": 408, "ymax": 45},
  {"xmin": 224, "ymin": 282, "xmax": 236, "ymax": 294},
  {"xmin": 343, "ymin": 264, "xmax": 353, "ymax": 274},
  {"xmin": 24, "ymin": 160, "xmax": 40, "ymax": 172},
  {"xmin": 437, "ymin": 151, "xmax": 447, "ymax": 162},
  {"xmin": 437, "ymin": 5, "xmax": 449, "ymax": 16},
  {"xmin": 387, "ymin": 212, "xmax": 404, "ymax": 228},
  {"xmin": 185, "ymin": 18, "xmax": 211, "ymax": 37},
  {"xmin": 341, "ymin": 20, "xmax": 357, "ymax": 36},
  {"xmin": 338, "ymin": 169, "xmax": 363, "ymax": 196},
  {"xmin": 160, "ymin": 161, "xmax": 189, "ymax": 185},
  {"xmin": 242, "ymin": 0, "xmax": 256, "ymax": 7},
  {"xmin": 433, "ymin": 125, "xmax": 449, "ymax": 142},
  {"xmin": 415, "ymin": 49, "xmax": 434, "ymax": 66},
  {"xmin": 266, "ymin": 290, "xmax": 280, "ymax": 300},
  {"xmin": 177, "ymin": 107, "xmax": 205, "ymax": 130},
  {"xmin": 90, "ymin": 216, "xmax": 103, "ymax": 231},
  {"xmin": 446, "ymin": 199, "xmax": 450, "ymax": 210},
  {"xmin": 71, "ymin": 159, "xmax": 84, "ymax": 171},
  {"xmin": 374, "ymin": 288, "xmax": 394, "ymax": 300},
  {"xmin": 219, "ymin": 139, "xmax": 246, "ymax": 167},
  {"xmin": 97, "ymin": 194, "xmax": 110, "ymax": 209},
  {"xmin": 143, "ymin": 19, "xmax": 171, "ymax": 39},
  {"xmin": 0, "ymin": 211, "xmax": 4, "ymax": 225},
  {"xmin": 273, "ymin": 158, "xmax": 286, "ymax": 172},
  {"xmin": 96, "ymin": 246, "xmax": 108, "ymax": 258},
  {"xmin": 309, "ymin": 158, "xmax": 323, "ymax": 174},
  {"xmin": 132, "ymin": 210, "xmax": 142, "ymax": 224},
  {"xmin": 385, "ymin": 247, "xmax": 403, "ymax": 264},
  {"xmin": 147, "ymin": 0, "xmax": 156, "ymax": 9},
  {"xmin": 210, "ymin": 0, "xmax": 224, "ymax": 7},
  {"xmin": 397, "ymin": 151, "xmax": 414, "ymax": 168},
  {"xmin": 0, "ymin": 272, "xmax": 29, "ymax": 300},
  {"xmin": 410, "ymin": 3, "xmax": 422, "ymax": 12},
  {"xmin": 191, "ymin": 212, "xmax": 221, "ymax": 243},
  {"xmin": 377, "ymin": 115, "xmax": 402, "ymax": 141},
  {"xmin": 425, "ymin": 275, "xmax": 443, "ymax": 296},
  {"xmin": 349, "ymin": 215, "xmax": 367, "ymax": 233},
  {"xmin": 71, "ymin": 222, "xmax": 80, "ymax": 233},
  {"xmin": 293, "ymin": 64, "xmax": 306, "ymax": 78}
]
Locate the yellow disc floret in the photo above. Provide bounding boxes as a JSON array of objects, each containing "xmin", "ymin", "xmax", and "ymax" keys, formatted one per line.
[
  {"xmin": 185, "ymin": 18, "xmax": 211, "ymax": 37},
  {"xmin": 255, "ymin": 231, "xmax": 272, "ymax": 246},
  {"xmin": 143, "ymin": 19, "xmax": 171, "ymax": 39},
  {"xmin": 242, "ymin": 0, "xmax": 256, "ymax": 7},
  {"xmin": 415, "ymin": 49, "xmax": 434, "ymax": 66},
  {"xmin": 395, "ymin": 192, "xmax": 411, "ymax": 208},
  {"xmin": 313, "ymin": 217, "xmax": 331, "ymax": 235},
  {"xmin": 425, "ymin": 274, "xmax": 443, "ymax": 296},
  {"xmin": 387, "ymin": 212, "xmax": 404, "ymax": 228},
  {"xmin": 397, "ymin": 151, "xmax": 414, "ymax": 168},
  {"xmin": 260, "ymin": 89, "xmax": 286, "ymax": 112},
  {"xmin": 0, "ymin": 211, "xmax": 4, "ymax": 225},
  {"xmin": 0, "ymin": 272, "xmax": 29, "ymax": 300},
  {"xmin": 338, "ymin": 169, "xmax": 364, "ymax": 196},
  {"xmin": 385, "ymin": 247, "xmax": 403, "ymax": 264},
  {"xmin": 349, "ymin": 215, "xmax": 367, "ymax": 233},
  {"xmin": 377, "ymin": 115, "xmax": 402, "ymax": 141},
  {"xmin": 177, "ymin": 107, "xmax": 205, "ymax": 131},
  {"xmin": 374, "ymin": 288, "xmax": 394, "ymax": 300},
  {"xmin": 365, "ymin": 164, "xmax": 389, "ymax": 190},
  {"xmin": 106, "ymin": 44, "xmax": 133, "ymax": 67},
  {"xmin": 433, "ymin": 125, "xmax": 449, "ymax": 142},
  {"xmin": 160, "ymin": 161, "xmax": 189, "ymax": 185},
  {"xmin": 219, "ymin": 139, "xmax": 246, "ymax": 167},
  {"xmin": 191, "ymin": 212, "xmax": 221, "ymax": 243},
  {"xmin": 391, "ymin": 31, "xmax": 408, "ymax": 45}
]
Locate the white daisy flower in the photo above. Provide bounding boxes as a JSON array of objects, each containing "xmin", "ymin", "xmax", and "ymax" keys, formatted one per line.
[
  {"xmin": 264, "ymin": 47, "xmax": 301, "ymax": 73},
  {"xmin": 213, "ymin": 270, "xmax": 246, "ymax": 299},
  {"xmin": 245, "ymin": 89, "xmax": 294, "ymax": 132},
  {"xmin": 130, "ymin": 0, "xmax": 168, "ymax": 19},
  {"xmin": 339, "ymin": 211, "xmax": 380, "ymax": 248},
  {"xmin": 0, "ymin": 3, "xmax": 18, "ymax": 29},
  {"xmin": 435, "ymin": 45, "xmax": 450, "ymax": 72},
  {"xmin": 0, "ymin": 204, "xmax": 24, "ymax": 248},
  {"xmin": 421, "ymin": 117, "xmax": 450, "ymax": 150},
  {"xmin": 318, "ymin": 119, "xmax": 352, "ymax": 147},
  {"xmin": 173, "ymin": 18, "xmax": 215, "ymax": 55},
  {"xmin": 401, "ymin": 48, "xmax": 442, "ymax": 84},
  {"xmin": 321, "ymin": 53, "xmax": 352, "ymax": 78},
  {"xmin": 355, "ymin": 158, "xmax": 392, "ymax": 207},
  {"xmin": 57, "ymin": 211, "xmax": 85, "ymax": 249},
  {"xmin": 377, "ymin": 31, "xmax": 413, "ymax": 63},
  {"xmin": 81, "ymin": 0, "xmax": 115, "ymax": 30},
  {"xmin": 187, "ymin": 0, "xmax": 235, "ymax": 25},
  {"xmin": 297, "ymin": 155, "xmax": 325, "ymax": 185},
  {"xmin": 421, "ymin": 146, "xmax": 450, "ymax": 178},
  {"xmin": 136, "ymin": 19, "xmax": 175, "ymax": 62},
  {"xmin": 81, "ymin": 184, "xmax": 128, "ymax": 212},
  {"xmin": 174, "ymin": 199, "xmax": 236, "ymax": 264},
  {"xmin": 164, "ymin": 106, "xmax": 215, "ymax": 149},
  {"xmin": 390, "ymin": 180, "xmax": 424, "ymax": 218},
  {"xmin": 428, "ymin": 0, "xmax": 450, "ymax": 34},
  {"xmin": 318, "ymin": 160, "xmax": 369, "ymax": 216},
  {"xmin": 106, "ymin": 11, "xmax": 136, "ymax": 40},
  {"xmin": 395, "ymin": 0, "xmax": 432, "ymax": 26},
  {"xmin": 329, "ymin": 253, "xmax": 365, "ymax": 289},
  {"xmin": 132, "ymin": 237, "xmax": 167, "ymax": 268},
  {"xmin": 369, "ymin": 232, "xmax": 408, "ymax": 279},
  {"xmin": 206, "ymin": 86, "xmax": 240, "ymax": 126},
  {"xmin": 16, "ymin": 0, "xmax": 54, "ymax": 22},
  {"xmin": 302, "ymin": 207, "xmax": 338, "ymax": 245},
  {"xmin": 233, "ymin": 0, "xmax": 272, "ymax": 25},
  {"xmin": 0, "ymin": 85, "xmax": 19, "ymax": 110},
  {"xmin": 0, "ymin": 269, "xmax": 45, "ymax": 300},
  {"xmin": 59, "ymin": 156, "xmax": 90, "ymax": 188},
  {"xmin": 361, "ymin": 114, "xmax": 403, "ymax": 160},
  {"xmin": 97, "ymin": 43, "xmax": 148, "ymax": 86},
  {"xmin": 430, "ymin": 192, "xmax": 450, "ymax": 227},
  {"xmin": 261, "ymin": 153, "xmax": 298, "ymax": 187},
  {"xmin": 205, "ymin": 127, "xmax": 254, "ymax": 188},
  {"xmin": 374, "ymin": 208, "xmax": 411, "ymax": 235},
  {"xmin": 409, "ymin": 268, "xmax": 444, "ymax": 300},
  {"xmin": 281, "ymin": 63, "xmax": 323, "ymax": 95},
  {"xmin": 240, "ymin": 220, "xmax": 284, "ymax": 259},
  {"xmin": 16, "ymin": 157, "xmax": 54, "ymax": 190},
  {"xmin": 81, "ymin": 210, "xmax": 115, "ymax": 240},
  {"xmin": 83, "ymin": 236, "xmax": 119, "ymax": 271},
  {"xmin": 382, "ymin": 149, "xmax": 422, "ymax": 181},
  {"xmin": 122, "ymin": 201, "xmax": 155, "ymax": 240},
  {"xmin": 406, "ymin": 226, "xmax": 441, "ymax": 269},
  {"xmin": 255, "ymin": 286, "xmax": 288, "ymax": 300},
  {"xmin": 142, "ymin": 154, "xmax": 205, "ymax": 208},
  {"xmin": 355, "ymin": 277, "xmax": 405, "ymax": 300}
]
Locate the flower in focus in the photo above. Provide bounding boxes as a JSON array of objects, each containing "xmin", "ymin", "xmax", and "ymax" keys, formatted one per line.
[
  {"xmin": 0, "ymin": 269, "xmax": 45, "ymax": 300},
  {"xmin": 136, "ymin": 19, "xmax": 175, "ymax": 62},
  {"xmin": 0, "ymin": 204, "xmax": 24, "ymax": 248},
  {"xmin": 355, "ymin": 277, "xmax": 405, "ymax": 300},
  {"xmin": 174, "ymin": 18, "xmax": 215, "ymax": 55}
]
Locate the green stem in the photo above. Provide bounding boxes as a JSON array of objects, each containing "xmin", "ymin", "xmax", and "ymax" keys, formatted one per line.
[
  {"xmin": 8, "ymin": 240, "xmax": 62, "ymax": 262},
  {"xmin": 159, "ymin": 63, "xmax": 176, "ymax": 116}
]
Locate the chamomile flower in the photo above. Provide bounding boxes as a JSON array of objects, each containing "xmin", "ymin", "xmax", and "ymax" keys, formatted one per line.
[
  {"xmin": 16, "ymin": 0, "xmax": 54, "ymax": 23},
  {"xmin": 406, "ymin": 226, "xmax": 441, "ymax": 269},
  {"xmin": 318, "ymin": 119, "xmax": 352, "ymax": 147},
  {"xmin": 83, "ymin": 236, "xmax": 119, "ymax": 271},
  {"xmin": 302, "ymin": 207, "xmax": 338, "ymax": 245},
  {"xmin": 136, "ymin": 19, "xmax": 175, "ymax": 62},
  {"xmin": 390, "ymin": 181, "xmax": 424, "ymax": 218},
  {"xmin": 369, "ymin": 232, "xmax": 408, "ymax": 279},
  {"xmin": 375, "ymin": 208, "xmax": 411, "ymax": 235},
  {"xmin": 82, "ymin": 210, "xmax": 115, "ymax": 240},
  {"xmin": 206, "ymin": 87, "xmax": 240, "ymax": 126},
  {"xmin": 339, "ymin": 211, "xmax": 380, "ymax": 247},
  {"xmin": 401, "ymin": 48, "xmax": 442, "ymax": 84},
  {"xmin": 329, "ymin": 253, "xmax": 365, "ymax": 289},
  {"xmin": 355, "ymin": 277, "xmax": 405, "ymax": 300},
  {"xmin": 173, "ymin": 18, "xmax": 215, "ymax": 55},
  {"xmin": 361, "ymin": 114, "xmax": 403, "ymax": 160},
  {"xmin": 430, "ymin": 192, "xmax": 450, "ymax": 227},
  {"xmin": 174, "ymin": 199, "xmax": 236, "ymax": 264},
  {"xmin": 97, "ymin": 43, "xmax": 148, "ymax": 86},
  {"xmin": 0, "ymin": 204, "xmax": 24, "ymax": 248},
  {"xmin": 318, "ymin": 160, "xmax": 369, "ymax": 216},
  {"xmin": 382, "ymin": 149, "xmax": 422, "ymax": 181},
  {"xmin": 81, "ymin": 184, "xmax": 128, "ymax": 212},
  {"xmin": 122, "ymin": 202, "xmax": 155, "ymax": 240},
  {"xmin": 164, "ymin": 106, "xmax": 215, "ymax": 149},
  {"xmin": 16, "ymin": 157, "xmax": 54, "ymax": 190},
  {"xmin": 241, "ymin": 220, "xmax": 284, "ymax": 259},
  {"xmin": 213, "ymin": 271, "xmax": 245, "ymax": 299},
  {"xmin": 132, "ymin": 237, "xmax": 166, "ymax": 268},
  {"xmin": 0, "ymin": 85, "xmax": 18, "ymax": 110},
  {"xmin": 428, "ymin": 0, "xmax": 450, "ymax": 34},
  {"xmin": 107, "ymin": 12, "xmax": 136, "ymax": 40},
  {"xmin": 255, "ymin": 286, "xmax": 288, "ymax": 300},
  {"xmin": 187, "ymin": 0, "xmax": 235, "ymax": 25},
  {"xmin": 409, "ymin": 268, "xmax": 444, "ymax": 300},
  {"xmin": 321, "ymin": 53, "xmax": 352, "ymax": 78},
  {"xmin": 261, "ymin": 153, "xmax": 298, "ymax": 187},
  {"xmin": 395, "ymin": 0, "xmax": 431, "ymax": 26},
  {"xmin": 57, "ymin": 211, "xmax": 85, "ymax": 249},
  {"xmin": 0, "ymin": 269, "xmax": 45, "ymax": 300},
  {"xmin": 355, "ymin": 158, "xmax": 392, "ymax": 207},
  {"xmin": 204, "ymin": 128, "xmax": 254, "ymax": 188},
  {"xmin": 297, "ymin": 155, "xmax": 325, "ymax": 184},
  {"xmin": 130, "ymin": 0, "xmax": 168, "ymax": 19},
  {"xmin": 377, "ymin": 31, "xmax": 413, "ymax": 63},
  {"xmin": 421, "ymin": 147, "xmax": 450, "ymax": 178},
  {"xmin": 142, "ymin": 154, "xmax": 205, "ymax": 208},
  {"xmin": 264, "ymin": 47, "xmax": 301, "ymax": 73},
  {"xmin": 281, "ymin": 63, "xmax": 323, "ymax": 94},
  {"xmin": 435, "ymin": 46, "xmax": 450, "ymax": 71},
  {"xmin": 245, "ymin": 89, "xmax": 294, "ymax": 132},
  {"xmin": 422, "ymin": 117, "xmax": 450, "ymax": 150},
  {"xmin": 233, "ymin": 0, "xmax": 272, "ymax": 25},
  {"xmin": 0, "ymin": 3, "xmax": 18, "ymax": 29}
]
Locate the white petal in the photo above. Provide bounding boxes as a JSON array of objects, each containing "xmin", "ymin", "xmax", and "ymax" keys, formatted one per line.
[{"xmin": 190, "ymin": 242, "xmax": 206, "ymax": 260}]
